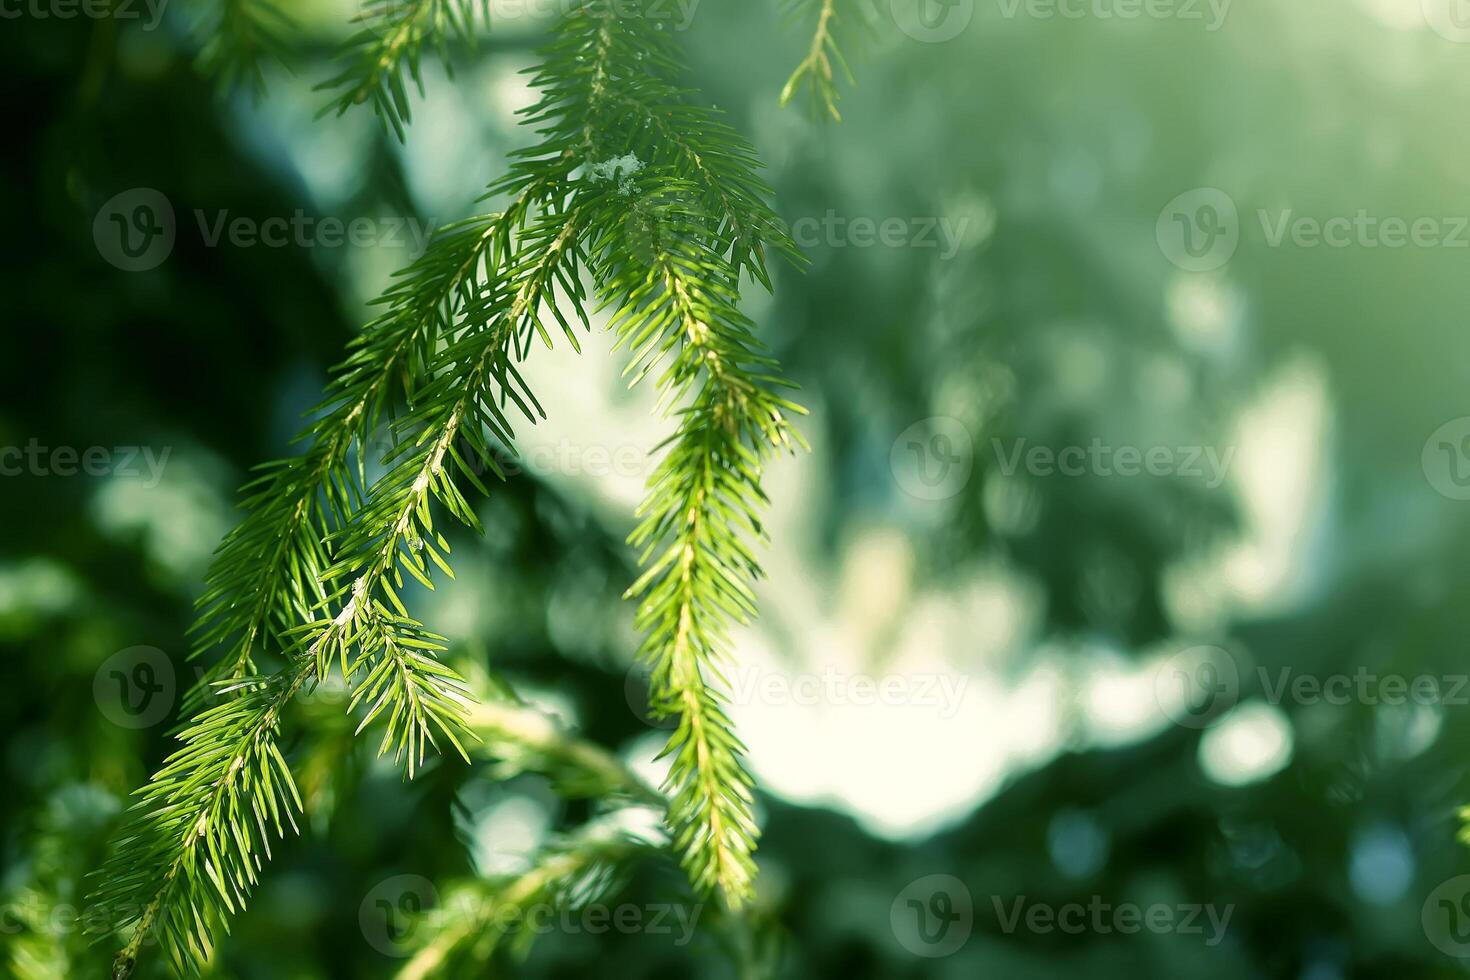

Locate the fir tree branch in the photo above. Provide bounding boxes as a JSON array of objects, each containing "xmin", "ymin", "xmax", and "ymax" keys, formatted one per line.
[
  {"xmin": 99, "ymin": 5, "xmax": 805, "ymax": 971},
  {"xmin": 542, "ymin": 0, "xmax": 806, "ymax": 907},
  {"xmin": 195, "ymin": 0, "xmax": 294, "ymax": 93},
  {"xmin": 466, "ymin": 689, "xmax": 665, "ymax": 806},
  {"xmin": 317, "ymin": 0, "xmax": 486, "ymax": 141},
  {"xmin": 395, "ymin": 823, "xmax": 656, "ymax": 979},
  {"xmin": 101, "ymin": 188, "xmax": 583, "ymax": 980},
  {"xmin": 294, "ymin": 198, "xmax": 587, "ymax": 773},
  {"xmin": 604, "ymin": 91, "xmax": 801, "ymax": 287},
  {"xmin": 513, "ymin": 0, "xmax": 800, "ymax": 283},
  {"xmin": 588, "ymin": 180, "xmax": 807, "ymax": 905},
  {"xmin": 780, "ymin": 0, "xmax": 856, "ymax": 122},
  {"xmin": 92, "ymin": 666, "xmax": 312, "ymax": 979},
  {"xmin": 185, "ymin": 213, "xmax": 509, "ymax": 712}
]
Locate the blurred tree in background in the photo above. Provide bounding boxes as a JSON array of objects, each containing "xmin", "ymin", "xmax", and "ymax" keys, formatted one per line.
[{"xmin": 6, "ymin": 0, "xmax": 1470, "ymax": 977}]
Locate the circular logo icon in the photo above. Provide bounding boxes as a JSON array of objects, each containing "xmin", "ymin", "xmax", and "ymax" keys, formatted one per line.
[
  {"xmin": 1423, "ymin": 0, "xmax": 1470, "ymax": 43},
  {"xmin": 1153, "ymin": 644, "xmax": 1239, "ymax": 729},
  {"xmin": 360, "ymin": 874, "xmax": 437, "ymax": 957},
  {"xmin": 93, "ymin": 646, "xmax": 175, "ymax": 729},
  {"xmin": 891, "ymin": 417, "xmax": 974, "ymax": 501},
  {"xmin": 891, "ymin": 0, "xmax": 975, "ymax": 43},
  {"xmin": 891, "ymin": 874, "xmax": 972, "ymax": 958},
  {"xmin": 93, "ymin": 188, "xmax": 175, "ymax": 272},
  {"xmin": 1422, "ymin": 417, "xmax": 1470, "ymax": 500},
  {"xmin": 624, "ymin": 662, "xmax": 679, "ymax": 730},
  {"xmin": 1424, "ymin": 875, "xmax": 1470, "ymax": 957},
  {"xmin": 1156, "ymin": 188, "xmax": 1238, "ymax": 272}
]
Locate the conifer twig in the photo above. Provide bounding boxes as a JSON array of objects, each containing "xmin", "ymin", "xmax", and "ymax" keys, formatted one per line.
[
  {"xmin": 96, "ymin": 4, "xmax": 805, "ymax": 971},
  {"xmin": 780, "ymin": 0, "xmax": 854, "ymax": 121},
  {"xmin": 196, "ymin": 0, "xmax": 293, "ymax": 93},
  {"xmin": 467, "ymin": 696, "xmax": 665, "ymax": 806},
  {"xmin": 395, "ymin": 823, "xmax": 656, "ymax": 979},
  {"xmin": 317, "ymin": 0, "xmax": 486, "ymax": 140}
]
